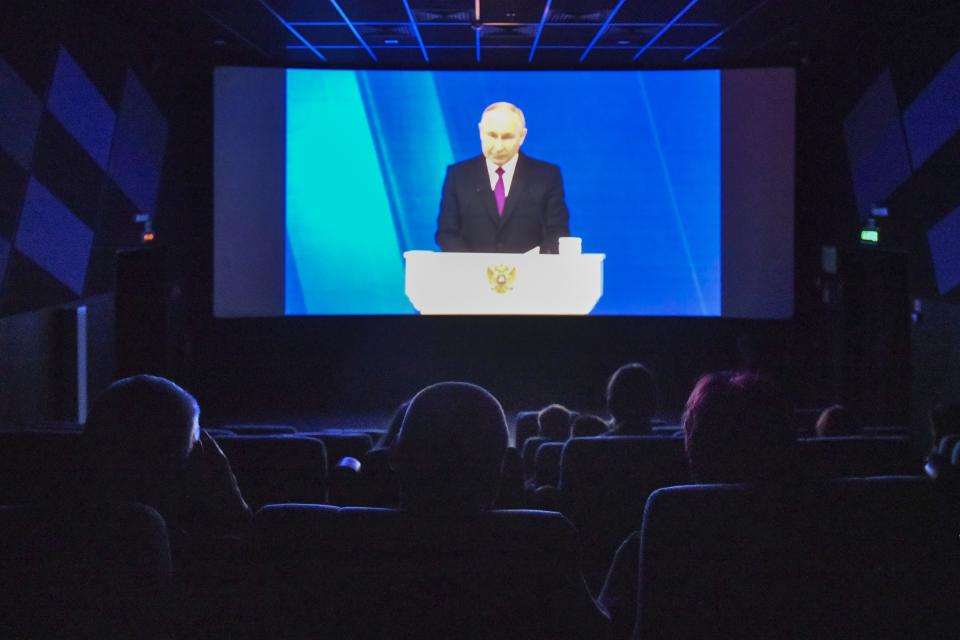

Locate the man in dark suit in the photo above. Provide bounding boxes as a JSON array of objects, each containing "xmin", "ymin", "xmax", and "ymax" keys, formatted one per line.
[{"xmin": 435, "ymin": 102, "xmax": 571, "ymax": 254}]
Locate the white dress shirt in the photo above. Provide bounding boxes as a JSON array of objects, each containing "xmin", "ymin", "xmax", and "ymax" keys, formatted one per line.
[{"xmin": 485, "ymin": 154, "xmax": 519, "ymax": 198}]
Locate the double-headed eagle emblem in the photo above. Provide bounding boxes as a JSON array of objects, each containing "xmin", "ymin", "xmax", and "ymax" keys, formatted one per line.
[{"xmin": 486, "ymin": 264, "xmax": 517, "ymax": 294}]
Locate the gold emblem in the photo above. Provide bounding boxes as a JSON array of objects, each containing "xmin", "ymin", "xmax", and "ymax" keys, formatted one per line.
[{"xmin": 486, "ymin": 264, "xmax": 517, "ymax": 294}]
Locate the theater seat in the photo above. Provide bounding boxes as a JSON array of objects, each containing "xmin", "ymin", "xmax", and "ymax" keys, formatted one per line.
[
  {"xmin": 533, "ymin": 441, "xmax": 564, "ymax": 488},
  {"xmin": 558, "ymin": 436, "xmax": 688, "ymax": 589},
  {"xmin": 636, "ymin": 477, "xmax": 953, "ymax": 639},
  {"xmin": 240, "ymin": 503, "xmax": 340, "ymax": 638},
  {"xmin": 495, "ymin": 446, "xmax": 525, "ymax": 509},
  {"xmin": 223, "ymin": 424, "xmax": 298, "ymax": 436},
  {"xmin": 214, "ymin": 435, "xmax": 327, "ymax": 509},
  {"xmin": 798, "ymin": 436, "xmax": 913, "ymax": 478},
  {"xmin": 863, "ymin": 426, "xmax": 907, "ymax": 437},
  {"xmin": 939, "ymin": 433, "xmax": 960, "ymax": 457},
  {"xmin": 0, "ymin": 501, "xmax": 173, "ymax": 639},
  {"xmin": 521, "ymin": 436, "xmax": 549, "ymax": 480},
  {"xmin": 354, "ymin": 446, "xmax": 527, "ymax": 510},
  {"xmin": 357, "ymin": 447, "xmax": 400, "ymax": 507},
  {"xmin": 243, "ymin": 504, "xmax": 607, "ymax": 640},
  {"xmin": 514, "ymin": 411, "xmax": 540, "ymax": 452}
]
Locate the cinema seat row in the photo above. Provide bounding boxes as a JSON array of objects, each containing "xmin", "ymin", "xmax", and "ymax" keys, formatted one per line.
[
  {"xmin": 0, "ymin": 429, "xmax": 371, "ymax": 509},
  {"xmin": 0, "ymin": 426, "xmax": 928, "ymax": 599},
  {"xmin": 0, "ymin": 428, "xmax": 918, "ymax": 512},
  {"xmin": 0, "ymin": 476, "xmax": 953, "ymax": 638},
  {"xmin": 514, "ymin": 433, "xmax": 917, "ymax": 585}
]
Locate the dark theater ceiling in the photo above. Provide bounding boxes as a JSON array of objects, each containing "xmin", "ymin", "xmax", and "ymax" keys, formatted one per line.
[{"xmin": 185, "ymin": 0, "xmax": 951, "ymax": 69}]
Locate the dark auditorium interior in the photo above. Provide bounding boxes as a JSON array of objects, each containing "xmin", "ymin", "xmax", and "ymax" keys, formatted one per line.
[{"xmin": 2, "ymin": 0, "xmax": 960, "ymax": 638}]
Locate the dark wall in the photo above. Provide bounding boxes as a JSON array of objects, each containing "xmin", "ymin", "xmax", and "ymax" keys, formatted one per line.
[
  {"xmin": 0, "ymin": 0, "xmax": 193, "ymax": 424},
  {"xmin": 788, "ymin": 4, "xmax": 960, "ymax": 436},
  {"xmin": 0, "ymin": 294, "xmax": 114, "ymax": 426},
  {"xmin": 197, "ymin": 314, "xmax": 791, "ymax": 424}
]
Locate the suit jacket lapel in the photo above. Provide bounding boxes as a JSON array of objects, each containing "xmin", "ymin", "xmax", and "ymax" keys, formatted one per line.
[
  {"xmin": 498, "ymin": 153, "xmax": 526, "ymax": 227},
  {"xmin": 472, "ymin": 156, "xmax": 501, "ymax": 226}
]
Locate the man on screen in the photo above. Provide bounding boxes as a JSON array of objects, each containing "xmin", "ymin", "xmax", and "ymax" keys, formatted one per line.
[{"xmin": 435, "ymin": 102, "xmax": 570, "ymax": 254}]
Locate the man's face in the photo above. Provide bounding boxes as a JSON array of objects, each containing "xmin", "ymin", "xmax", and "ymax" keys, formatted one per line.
[{"xmin": 479, "ymin": 109, "xmax": 526, "ymax": 165}]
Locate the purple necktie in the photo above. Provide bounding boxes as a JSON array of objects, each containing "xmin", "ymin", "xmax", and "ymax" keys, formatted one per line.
[{"xmin": 494, "ymin": 167, "xmax": 505, "ymax": 216}]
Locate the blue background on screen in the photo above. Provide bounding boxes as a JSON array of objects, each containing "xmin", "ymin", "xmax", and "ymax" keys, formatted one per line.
[{"xmin": 285, "ymin": 70, "xmax": 720, "ymax": 315}]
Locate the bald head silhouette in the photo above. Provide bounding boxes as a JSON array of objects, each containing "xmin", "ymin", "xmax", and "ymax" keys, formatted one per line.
[{"xmin": 392, "ymin": 382, "xmax": 508, "ymax": 514}]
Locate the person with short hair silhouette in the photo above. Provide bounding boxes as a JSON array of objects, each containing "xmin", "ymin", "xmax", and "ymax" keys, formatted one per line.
[
  {"xmin": 605, "ymin": 363, "xmax": 658, "ymax": 436},
  {"xmin": 373, "ymin": 381, "xmax": 609, "ymax": 638},
  {"xmin": 80, "ymin": 375, "xmax": 251, "ymax": 546},
  {"xmin": 538, "ymin": 403, "xmax": 574, "ymax": 441},
  {"xmin": 390, "ymin": 382, "xmax": 508, "ymax": 514},
  {"xmin": 814, "ymin": 404, "xmax": 862, "ymax": 438}
]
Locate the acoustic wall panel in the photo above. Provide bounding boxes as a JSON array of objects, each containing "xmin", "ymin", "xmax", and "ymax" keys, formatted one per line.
[
  {"xmin": 904, "ymin": 50, "xmax": 960, "ymax": 170},
  {"xmin": 31, "ymin": 111, "xmax": 105, "ymax": 228},
  {"xmin": 928, "ymin": 204, "xmax": 960, "ymax": 295},
  {"xmin": 46, "ymin": 48, "xmax": 115, "ymax": 170},
  {"xmin": 0, "ymin": 148, "xmax": 28, "ymax": 239},
  {"xmin": 0, "ymin": 56, "xmax": 43, "ymax": 170},
  {"xmin": 15, "ymin": 178, "xmax": 93, "ymax": 295},
  {"xmin": 843, "ymin": 70, "xmax": 913, "ymax": 219},
  {"xmin": 0, "ymin": 42, "xmax": 168, "ymax": 318},
  {"xmin": 108, "ymin": 70, "xmax": 168, "ymax": 213}
]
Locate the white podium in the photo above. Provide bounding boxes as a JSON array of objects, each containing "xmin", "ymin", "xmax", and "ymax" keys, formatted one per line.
[{"xmin": 404, "ymin": 250, "xmax": 605, "ymax": 315}]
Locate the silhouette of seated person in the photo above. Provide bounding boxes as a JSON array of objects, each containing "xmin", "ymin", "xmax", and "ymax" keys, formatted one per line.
[
  {"xmin": 603, "ymin": 363, "xmax": 658, "ymax": 436},
  {"xmin": 390, "ymin": 382, "xmax": 509, "ymax": 516},
  {"xmin": 377, "ymin": 400, "xmax": 411, "ymax": 450},
  {"xmin": 358, "ymin": 400, "xmax": 409, "ymax": 506},
  {"xmin": 371, "ymin": 381, "xmax": 608, "ymax": 638},
  {"xmin": 495, "ymin": 443, "xmax": 525, "ymax": 509},
  {"xmin": 522, "ymin": 404, "xmax": 573, "ymax": 503},
  {"xmin": 924, "ymin": 402, "xmax": 960, "ymax": 483},
  {"xmin": 538, "ymin": 403, "xmax": 574, "ymax": 442},
  {"xmin": 78, "ymin": 375, "xmax": 254, "ymax": 636},
  {"xmin": 514, "ymin": 410, "xmax": 541, "ymax": 452},
  {"xmin": 571, "ymin": 413, "xmax": 610, "ymax": 438},
  {"xmin": 79, "ymin": 375, "xmax": 251, "ymax": 556},
  {"xmin": 599, "ymin": 371, "xmax": 796, "ymax": 639},
  {"xmin": 931, "ymin": 402, "xmax": 960, "ymax": 445},
  {"xmin": 814, "ymin": 404, "xmax": 862, "ymax": 437}
]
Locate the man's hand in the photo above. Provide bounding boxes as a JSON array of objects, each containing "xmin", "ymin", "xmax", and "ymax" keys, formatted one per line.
[{"xmin": 182, "ymin": 431, "xmax": 252, "ymax": 532}]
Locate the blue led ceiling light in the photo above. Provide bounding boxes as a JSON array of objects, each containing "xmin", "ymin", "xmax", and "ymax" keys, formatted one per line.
[
  {"xmin": 285, "ymin": 44, "xmax": 715, "ymax": 51},
  {"xmin": 528, "ymin": 0, "xmax": 552, "ymax": 63},
  {"xmin": 633, "ymin": 0, "xmax": 700, "ymax": 61},
  {"xmin": 328, "ymin": 0, "xmax": 377, "ymax": 61},
  {"xmin": 684, "ymin": 0, "xmax": 771, "ymax": 62},
  {"xmin": 257, "ymin": 0, "xmax": 327, "ymax": 62},
  {"xmin": 580, "ymin": 0, "xmax": 628, "ymax": 63},
  {"xmin": 402, "ymin": 0, "xmax": 429, "ymax": 62}
]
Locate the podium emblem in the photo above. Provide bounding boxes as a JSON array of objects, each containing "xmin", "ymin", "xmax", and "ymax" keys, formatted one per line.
[{"xmin": 486, "ymin": 264, "xmax": 517, "ymax": 294}]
